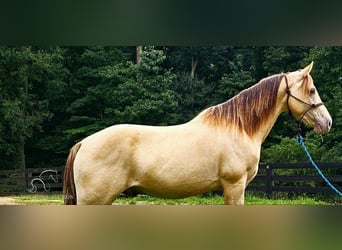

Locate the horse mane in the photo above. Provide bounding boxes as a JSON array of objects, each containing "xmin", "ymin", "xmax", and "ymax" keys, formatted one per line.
[{"xmin": 201, "ymin": 74, "xmax": 283, "ymax": 136}]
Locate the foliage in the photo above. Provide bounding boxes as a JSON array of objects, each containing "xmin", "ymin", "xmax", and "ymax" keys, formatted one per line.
[
  {"xmin": 214, "ymin": 53, "xmax": 255, "ymax": 103},
  {"xmin": 261, "ymin": 132, "xmax": 330, "ymax": 163},
  {"xmin": 106, "ymin": 46, "xmax": 178, "ymax": 126},
  {"xmin": 171, "ymin": 72, "xmax": 209, "ymax": 123},
  {"xmin": 0, "ymin": 46, "xmax": 66, "ymax": 169}
]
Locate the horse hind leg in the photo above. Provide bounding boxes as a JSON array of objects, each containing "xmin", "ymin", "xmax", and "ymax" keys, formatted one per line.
[
  {"xmin": 76, "ymin": 184, "xmax": 128, "ymax": 205},
  {"xmin": 76, "ymin": 176, "xmax": 130, "ymax": 205}
]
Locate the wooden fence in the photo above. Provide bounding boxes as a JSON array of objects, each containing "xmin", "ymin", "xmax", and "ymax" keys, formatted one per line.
[
  {"xmin": 0, "ymin": 166, "xmax": 64, "ymax": 195},
  {"xmin": 0, "ymin": 163, "xmax": 342, "ymax": 198},
  {"xmin": 247, "ymin": 162, "xmax": 342, "ymax": 198}
]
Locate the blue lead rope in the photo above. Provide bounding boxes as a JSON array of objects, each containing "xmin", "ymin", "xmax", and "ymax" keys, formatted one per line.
[{"xmin": 297, "ymin": 135, "xmax": 342, "ymax": 197}]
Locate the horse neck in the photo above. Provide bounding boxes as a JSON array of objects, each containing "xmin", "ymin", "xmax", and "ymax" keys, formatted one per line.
[{"xmin": 254, "ymin": 79, "xmax": 288, "ymax": 142}]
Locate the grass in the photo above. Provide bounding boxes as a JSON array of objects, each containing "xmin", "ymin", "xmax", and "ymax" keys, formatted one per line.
[
  {"xmin": 115, "ymin": 193, "xmax": 330, "ymax": 205},
  {"xmin": 12, "ymin": 194, "xmax": 64, "ymax": 205},
  {"xmin": 3, "ymin": 192, "xmax": 331, "ymax": 205}
]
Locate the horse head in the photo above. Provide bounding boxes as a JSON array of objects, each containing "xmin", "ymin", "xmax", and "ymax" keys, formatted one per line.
[{"xmin": 285, "ymin": 62, "xmax": 332, "ymax": 134}]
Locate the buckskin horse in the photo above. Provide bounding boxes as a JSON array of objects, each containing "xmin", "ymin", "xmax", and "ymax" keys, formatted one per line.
[{"xmin": 64, "ymin": 62, "xmax": 332, "ymax": 205}]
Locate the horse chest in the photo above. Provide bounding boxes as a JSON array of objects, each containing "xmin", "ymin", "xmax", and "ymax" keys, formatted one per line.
[{"xmin": 217, "ymin": 138, "xmax": 260, "ymax": 182}]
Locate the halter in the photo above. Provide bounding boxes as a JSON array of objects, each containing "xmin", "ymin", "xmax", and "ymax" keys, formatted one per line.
[{"xmin": 283, "ymin": 74, "xmax": 324, "ymax": 135}]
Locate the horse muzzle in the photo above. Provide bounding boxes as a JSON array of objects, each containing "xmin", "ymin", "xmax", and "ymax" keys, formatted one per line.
[{"xmin": 314, "ymin": 117, "xmax": 332, "ymax": 134}]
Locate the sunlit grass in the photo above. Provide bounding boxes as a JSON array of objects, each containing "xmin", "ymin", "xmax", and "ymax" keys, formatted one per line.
[{"xmin": 13, "ymin": 194, "xmax": 64, "ymax": 205}]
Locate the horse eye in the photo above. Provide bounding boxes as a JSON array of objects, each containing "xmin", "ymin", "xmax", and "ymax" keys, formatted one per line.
[{"xmin": 309, "ymin": 88, "xmax": 316, "ymax": 95}]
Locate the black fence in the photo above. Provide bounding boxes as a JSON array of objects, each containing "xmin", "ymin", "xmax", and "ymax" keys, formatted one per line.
[
  {"xmin": 0, "ymin": 167, "xmax": 64, "ymax": 195},
  {"xmin": 247, "ymin": 162, "xmax": 342, "ymax": 198},
  {"xmin": 1, "ymin": 163, "xmax": 342, "ymax": 198}
]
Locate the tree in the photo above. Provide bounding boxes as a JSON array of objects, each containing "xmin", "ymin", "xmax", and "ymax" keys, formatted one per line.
[
  {"xmin": 171, "ymin": 72, "xmax": 208, "ymax": 123},
  {"xmin": 0, "ymin": 46, "xmax": 66, "ymax": 170},
  {"xmin": 106, "ymin": 46, "xmax": 178, "ymax": 125},
  {"xmin": 136, "ymin": 46, "xmax": 143, "ymax": 65},
  {"xmin": 42, "ymin": 46, "xmax": 132, "ymax": 157},
  {"xmin": 214, "ymin": 53, "xmax": 255, "ymax": 103},
  {"xmin": 262, "ymin": 46, "xmax": 309, "ymax": 74},
  {"xmin": 165, "ymin": 46, "xmax": 234, "ymax": 81}
]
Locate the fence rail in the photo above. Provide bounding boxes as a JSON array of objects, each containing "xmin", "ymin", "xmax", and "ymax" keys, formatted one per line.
[
  {"xmin": 247, "ymin": 162, "xmax": 342, "ymax": 198},
  {"xmin": 0, "ymin": 166, "xmax": 64, "ymax": 195},
  {"xmin": 1, "ymin": 163, "xmax": 342, "ymax": 198}
]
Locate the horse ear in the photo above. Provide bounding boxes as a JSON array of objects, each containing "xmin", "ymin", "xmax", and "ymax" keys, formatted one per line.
[{"xmin": 300, "ymin": 61, "xmax": 314, "ymax": 77}]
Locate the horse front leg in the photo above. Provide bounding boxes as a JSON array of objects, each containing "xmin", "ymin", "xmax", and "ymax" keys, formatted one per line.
[{"xmin": 220, "ymin": 175, "xmax": 247, "ymax": 205}]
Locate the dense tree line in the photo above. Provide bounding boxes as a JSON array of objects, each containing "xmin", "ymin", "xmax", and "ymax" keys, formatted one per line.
[{"xmin": 0, "ymin": 46, "xmax": 341, "ymax": 170}]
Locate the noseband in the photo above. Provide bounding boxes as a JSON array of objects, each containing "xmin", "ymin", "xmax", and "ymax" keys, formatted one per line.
[{"xmin": 283, "ymin": 74, "xmax": 324, "ymax": 131}]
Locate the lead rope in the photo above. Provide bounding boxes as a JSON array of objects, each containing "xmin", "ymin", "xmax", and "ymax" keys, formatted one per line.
[{"xmin": 296, "ymin": 135, "xmax": 342, "ymax": 196}]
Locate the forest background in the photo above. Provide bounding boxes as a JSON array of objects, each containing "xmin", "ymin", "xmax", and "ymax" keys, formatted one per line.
[{"xmin": 0, "ymin": 46, "xmax": 341, "ymax": 170}]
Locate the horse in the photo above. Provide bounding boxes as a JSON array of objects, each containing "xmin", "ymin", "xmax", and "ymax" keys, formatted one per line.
[{"xmin": 63, "ymin": 62, "xmax": 332, "ymax": 205}]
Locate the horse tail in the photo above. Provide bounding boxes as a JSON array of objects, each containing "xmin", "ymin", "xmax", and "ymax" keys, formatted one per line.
[{"xmin": 63, "ymin": 143, "xmax": 81, "ymax": 205}]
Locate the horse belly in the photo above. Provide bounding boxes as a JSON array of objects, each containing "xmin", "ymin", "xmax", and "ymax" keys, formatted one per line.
[
  {"xmin": 138, "ymin": 179, "xmax": 221, "ymax": 199},
  {"xmin": 133, "ymin": 140, "xmax": 221, "ymax": 198},
  {"xmin": 134, "ymin": 163, "xmax": 221, "ymax": 198}
]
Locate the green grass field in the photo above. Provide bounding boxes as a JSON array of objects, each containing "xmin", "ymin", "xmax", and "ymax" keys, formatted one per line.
[{"xmin": 3, "ymin": 192, "xmax": 332, "ymax": 205}]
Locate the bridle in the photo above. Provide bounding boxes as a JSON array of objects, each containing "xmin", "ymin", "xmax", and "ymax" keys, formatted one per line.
[{"xmin": 283, "ymin": 74, "xmax": 324, "ymax": 134}]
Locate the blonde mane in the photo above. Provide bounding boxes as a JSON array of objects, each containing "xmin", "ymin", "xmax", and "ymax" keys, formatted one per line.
[{"xmin": 201, "ymin": 74, "xmax": 283, "ymax": 136}]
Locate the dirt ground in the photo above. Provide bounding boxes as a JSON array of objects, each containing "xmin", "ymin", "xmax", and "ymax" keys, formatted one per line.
[{"xmin": 0, "ymin": 197, "xmax": 16, "ymax": 205}]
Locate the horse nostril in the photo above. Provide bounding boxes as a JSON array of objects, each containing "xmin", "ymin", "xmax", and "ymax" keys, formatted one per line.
[{"xmin": 328, "ymin": 120, "xmax": 332, "ymax": 128}]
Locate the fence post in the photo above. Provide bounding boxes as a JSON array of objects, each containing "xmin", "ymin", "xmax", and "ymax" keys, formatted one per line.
[{"xmin": 266, "ymin": 164, "xmax": 273, "ymax": 199}]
